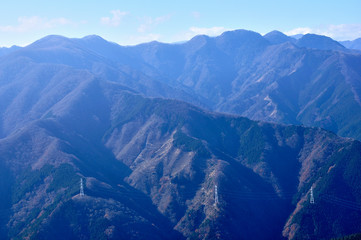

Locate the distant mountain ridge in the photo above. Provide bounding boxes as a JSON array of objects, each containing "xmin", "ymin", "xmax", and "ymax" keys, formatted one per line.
[
  {"xmin": 0, "ymin": 45, "xmax": 21, "ymax": 57},
  {"xmin": 296, "ymin": 33, "xmax": 346, "ymax": 50},
  {"xmin": 340, "ymin": 38, "xmax": 361, "ymax": 50},
  {"xmin": 264, "ymin": 31, "xmax": 346, "ymax": 51},
  {"xmin": 91, "ymin": 29, "xmax": 361, "ymax": 140}
]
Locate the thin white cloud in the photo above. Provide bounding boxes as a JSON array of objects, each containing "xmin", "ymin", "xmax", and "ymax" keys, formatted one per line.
[
  {"xmin": 137, "ymin": 14, "xmax": 171, "ymax": 33},
  {"xmin": 325, "ymin": 24, "xmax": 361, "ymax": 40},
  {"xmin": 285, "ymin": 24, "xmax": 361, "ymax": 41},
  {"xmin": 285, "ymin": 27, "xmax": 312, "ymax": 36},
  {"xmin": 189, "ymin": 26, "xmax": 227, "ymax": 36},
  {"xmin": 0, "ymin": 16, "xmax": 73, "ymax": 33},
  {"xmin": 101, "ymin": 10, "xmax": 128, "ymax": 27}
]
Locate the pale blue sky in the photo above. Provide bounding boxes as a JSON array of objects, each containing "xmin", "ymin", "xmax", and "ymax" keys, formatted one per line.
[{"xmin": 0, "ymin": 0, "xmax": 360, "ymax": 47}]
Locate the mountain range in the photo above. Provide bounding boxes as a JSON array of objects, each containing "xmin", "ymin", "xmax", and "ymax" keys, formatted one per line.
[
  {"xmin": 0, "ymin": 30, "xmax": 361, "ymax": 239},
  {"xmin": 5, "ymin": 29, "xmax": 361, "ymax": 141}
]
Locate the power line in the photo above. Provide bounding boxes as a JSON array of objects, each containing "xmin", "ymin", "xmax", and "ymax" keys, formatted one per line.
[
  {"xmin": 321, "ymin": 195, "xmax": 361, "ymax": 211},
  {"xmin": 74, "ymin": 180, "xmax": 361, "ymax": 213}
]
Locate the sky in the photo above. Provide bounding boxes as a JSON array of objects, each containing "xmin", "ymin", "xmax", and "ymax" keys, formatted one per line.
[{"xmin": 0, "ymin": 0, "xmax": 360, "ymax": 47}]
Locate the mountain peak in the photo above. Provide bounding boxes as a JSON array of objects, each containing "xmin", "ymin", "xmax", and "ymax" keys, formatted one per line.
[
  {"xmin": 28, "ymin": 35, "xmax": 75, "ymax": 49},
  {"xmin": 189, "ymin": 34, "xmax": 211, "ymax": 42},
  {"xmin": 215, "ymin": 29, "xmax": 269, "ymax": 50},
  {"xmin": 296, "ymin": 33, "xmax": 345, "ymax": 51},
  {"xmin": 218, "ymin": 29, "xmax": 263, "ymax": 39},
  {"xmin": 264, "ymin": 30, "xmax": 285, "ymax": 36},
  {"xmin": 79, "ymin": 35, "xmax": 110, "ymax": 45},
  {"xmin": 81, "ymin": 35, "xmax": 105, "ymax": 41},
  {"xmin": 264, "ymin": 30, "xmax": 295, "ymax": 44},
  {"xmin": 186, "ymin": 34, "xmax": 212, "ymax": 49},
  {"xmin": 75, "ymin": 34, "xmax": 121, "ymax": 50},
  {"xmin": 290, "ymin": 34, "xmax": 304, "ymax": 40}
]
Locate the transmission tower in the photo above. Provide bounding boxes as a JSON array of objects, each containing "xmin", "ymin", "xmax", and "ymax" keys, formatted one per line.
[
  {"xmin": 310, "ymin": 186, "xmax": 314, "ymax": 204},
  {"xmin": 80, "ymin": 178, "xmax": 85, "ymax": 197},
  {"xmin": 214, "ymin": 185, "xmax": 219, "ymax": 206}
]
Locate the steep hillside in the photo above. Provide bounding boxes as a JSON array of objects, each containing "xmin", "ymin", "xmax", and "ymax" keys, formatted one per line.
[{"xmin": 0, "ymin": 76, "xmax": 360, "ymax": 239}]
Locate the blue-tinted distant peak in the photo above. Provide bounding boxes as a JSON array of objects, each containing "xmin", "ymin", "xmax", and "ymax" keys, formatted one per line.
[
  {"xmin": 218, "ymin": 29, "xmax": 262, "ymax": 40},
  {"xmin": 81, "ymin": 35, "xmax": 105, "ymax": 41},
  {"xmin": 185, "ymin": 29, "xmax": 268, "ymax": 50},
  {"xmin": 37, "ymin": 34, "xmax": 69, "ymax": 41},
  {"xmin": 77, "ymin": 35, "xmax": 116, "ymax": 47},
  {"xmin": 297, "ymin": 33, "xmax": 345, "ymax": 51},
  {"xmin": 79, "ymin": 35, "xmax": 117, "ymax": 45},
  {"xmin": 28, "ymin": 35, "xmax": 75, "ymax": 49},
  {"xmin": 140, "ymin": 40, "xmax": 162, "ymax": 46},
  {"xmin": 340, "ymin": 38, "xmax": 361, "ymax": 50},
  {"xmin": 187, "ymin": 34, "xmax": 211, "ymax": 46},
  {"xmin": 263, "ymin": 30, "xmax": 287, "ymax": 37},
  {"xmin": 189, "ymin": 34, "xmax": 211, "ymax": 41},
  {"xmin": 134, "ymin": 40, "xmax": 166, "ymax": 51},
  {"xmin": 290, "ymin": 34, "xmax": 304, "ymax": 40},
  {"xmin": 264, "ymin": 30, "xmax": 295, "ymax": 45},
  {"xmin": 215, "ymin": 29, "xmax": 269, "ymax": 50},
  {"xmin": 183, "ymin": 35, "xmax": 213, "ymax": 52},
  {"xmin": 0, "ymin": 45, "xmax": 21, "ymax": 57}
]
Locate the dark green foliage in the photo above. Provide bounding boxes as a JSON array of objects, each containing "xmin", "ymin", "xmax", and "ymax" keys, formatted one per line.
[
  {"xmin": 35, "ymin": 197, "xmax": 183, "ymax": 240},
  {"xmin": 47, "ymin": 163, "xmax": 79, "ymax": 193},
  {"xmin": 89, "ymin": 217, "xmax": 110, "ymax": 240},
  {"xmin": 238, "ymin": 122, "xmax": 265, "ymax": 164},
  {"xmin": 112, "ymin": 94, "xmax": 149, "ymax": 127},
  {"xmin": 173, "ymin": 130, "xmax": 210, "ymax": 158},
  {"xmin": 280, "ymin": 125, "xmax": 301, "ymax": 139},
  {"xmin": 291, "ymin": 142, "xmax": 361, "ymax": 240},
  {"xmin": 12, "ymin": 165, "xmax": 53, "ymax": 203},
  {"xmin": 8, "ymin": 163, "xmax": 81, "ymax": 239},
  {"xmin": 12, "ymin": 163, "xmax": 79, "ymax": 202}
]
